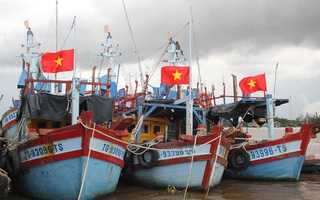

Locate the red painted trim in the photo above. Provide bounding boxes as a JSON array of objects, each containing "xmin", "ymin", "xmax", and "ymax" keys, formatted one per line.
[
  {"xmin": 2, "ymin": 120, "xmax": 17, "ymax": 131},
  {"xmin": 201, "ymin": 134, "xmax": 221, "ymax": 190},
  {"xmin": 21, "ymin": 150, "xmax": 83, "ymax": 169},
  {"xmin": 21, "ymin": 149, "xmax": 124, "ymax": 169},
  {"xmin": 19, "ymin": 119, "xmax": 126, "ymax": 169},
  {"xmin": 235, "ymin": 124, "xmax": 313, "ymax": 166},
  {"xmin": 90, "ymin": 151, "xmax": 124, "ymax": 167}
]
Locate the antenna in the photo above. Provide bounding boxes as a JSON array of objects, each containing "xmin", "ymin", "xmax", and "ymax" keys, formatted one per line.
[{"xmin": 274, "ymin": 62, "xmax": 278, "ymax": 98}]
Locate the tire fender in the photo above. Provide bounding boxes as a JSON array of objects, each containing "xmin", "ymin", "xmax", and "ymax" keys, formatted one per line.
[
  {"xmin": 227, "ymin": 148, "xmax": 250, "ymax": 171},
  {"xmin": 137, "ymin": 149, "xmax": 158, "ymax": 169},
  {"xmin": 6, "ymin": 148, "xmax": 20, "ymax": 177}
]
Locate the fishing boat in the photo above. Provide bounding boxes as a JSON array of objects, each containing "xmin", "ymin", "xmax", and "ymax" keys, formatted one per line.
[
  {"xmin": 115, "ymin": 27, "xmax": 230, "ymax": 191},
  {"xmin": 206, "ymin": 77, "xmax": 314, "ymax": 180},
  {"xmin": 0, "ymin": 21, "xmax": 133, "ymax": 199}
]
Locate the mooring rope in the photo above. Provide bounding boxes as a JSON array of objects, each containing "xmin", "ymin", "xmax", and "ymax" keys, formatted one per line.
[
  {"xmin": 183, "ymin": 134, "xmax": 198, "ymax": 199},
  {"xmin": 77, "ymin": 123, "xmax": 96, "ymax": 200}
]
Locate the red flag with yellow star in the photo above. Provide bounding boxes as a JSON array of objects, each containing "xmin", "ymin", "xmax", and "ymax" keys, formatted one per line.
[
  {"xmin": 161, "ymin": 66, "xmax": 189, "ymax": 85},
  {"xmin": 239, "ymin": 73, "xmax": 267, "ymax": 94},
  {"xmin": 42, "ymin": 49, "xmax": 74, "ymax": 73}
]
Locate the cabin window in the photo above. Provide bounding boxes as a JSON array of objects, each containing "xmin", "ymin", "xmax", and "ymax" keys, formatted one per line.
[
  {"xmin": 154, "ymin": 125, "xmax": 160, "ymax": 134},
  {"xmin": 141, "ymin": 124, "xmax": 149, "ymax": 133},
  {"xmin": 37, "ymin": 122, "xmax": 47, "ymax": 128},
  {"xmin": 52, "ymin": 121, "xmax": 60, "ymax": 128}
]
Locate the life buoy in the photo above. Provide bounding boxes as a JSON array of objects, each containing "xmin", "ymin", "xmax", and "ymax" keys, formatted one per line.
[
  {"xmin": 137, "ymin": 148, "xmax": 158, "ymax": 169},
  {"xmin": 198, "ymin": 92, "xmax": 212, "ymax": 107},
  {"xmin": 227, "ymin": 148, "xmax": 250, "ymax": 171},
  {"xmin": 6, "ymin": 148, "xmax": 20, "ymax": 177}
]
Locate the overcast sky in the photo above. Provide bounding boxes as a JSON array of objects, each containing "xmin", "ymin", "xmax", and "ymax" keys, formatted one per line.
[{"xmin": 1, "ymin": 0, "xmax": 320, "ymax": 120}]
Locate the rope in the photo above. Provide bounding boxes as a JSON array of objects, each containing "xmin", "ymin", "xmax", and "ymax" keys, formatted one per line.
[
  {"xmin": 183, "ymin": 134, "xmax": 198, "ymax": 199},
  {"xmin": 121, "ymin": 0, "xmax": 143, "ymax": 87},
  {"xmin": 205, "ymin": 133, "xmax": 222, "ymax": 199},
  {"xmin": 79, "ymin": 118, "xmax": 222, "ymax": 154},
  {"xmin": 77, "ymin": 123, "xmax": 96, "ymax": 200}
]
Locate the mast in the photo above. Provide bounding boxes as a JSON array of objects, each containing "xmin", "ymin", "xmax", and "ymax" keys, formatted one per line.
[
  {"xmin": 186, "ymin": 21, "xmax": 193, "ymax": 135},
  {"xmin": 54, "ymin": 0, "xmax": 59, "ymax": 92},
  {"xmin": 71, "ymin": 16, "xmax": 79, "ymax": 125},
  {"xmin": 266, "ymin": 94, "xmax": 275, "ymax": 139}
]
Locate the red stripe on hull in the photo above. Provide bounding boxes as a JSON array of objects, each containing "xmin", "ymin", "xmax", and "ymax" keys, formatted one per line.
[
  {"xmin": 2, "ymin": 120, "xmax": 17, "ymax": 131},
  {"xmin": 19, "ymin": 122, "xmax": 125, "ymax": 169}
]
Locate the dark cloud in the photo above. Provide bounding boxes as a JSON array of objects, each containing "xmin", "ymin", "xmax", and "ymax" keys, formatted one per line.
[{"xmin": 1, "ymin": 0, "xmax": 320, "ymax": 119}]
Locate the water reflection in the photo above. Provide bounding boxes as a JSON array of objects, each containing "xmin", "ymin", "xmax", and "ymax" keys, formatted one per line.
[{"xmin": 9, "ymin": 173, "xmax": 320, "ymax": 200}]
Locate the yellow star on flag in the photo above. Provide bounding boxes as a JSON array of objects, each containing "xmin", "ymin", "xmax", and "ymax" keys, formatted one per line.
[
  {"xmin": 247, "ymin": 79, "xmax": 256, "ymax": 89},
  {"xmin": 172, "ymin": 70, "xmax": 182, "ymax": 80},
  {"xmin": 54, "ymin": 56, "xmax": 63, "ymax": 67}
]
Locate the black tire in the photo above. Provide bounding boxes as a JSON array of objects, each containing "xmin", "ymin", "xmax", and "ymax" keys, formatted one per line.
[
  {"xmin": 137, "ymin": 149, "xmax": 158, "ymax": 169},
  {"xmin": 121, "ymin": 150, "xmax": 133, "ymax": 180},
  {"xmin": 227, "ymin": 148, "xmax": 250, "ymax": 171},
  {"xmin": 6, "ymin": 149, "xmax": 20, "ymax": 177},
  {"xmin": 0, "ymin": 151, "xmax": 7, "ymax": 171},
  {"xmin": 123, "ymin": 150, "xmax": 133, "ymax": 166},
  {"xmin": 121, "ymin": 158, "xmax": 133, "ymax": 180}
]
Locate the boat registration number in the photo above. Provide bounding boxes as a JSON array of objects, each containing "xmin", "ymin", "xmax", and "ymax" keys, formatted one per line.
[
  {"xmin": 90, "ymin": 138, "xmax": 125, "ymax": 159},
  {"xmin": 21, "ymin": 137, "xmax": 82, "ymax": 162},
  {"xmin": 248, "ymin": 140, "xmax": 302, "ymax": 161},
  {"xmin": 157, "ymin": 144, "xmax": 210, "ymax": 160}
]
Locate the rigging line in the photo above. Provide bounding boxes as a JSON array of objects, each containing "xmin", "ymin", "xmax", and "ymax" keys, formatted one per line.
[
  {"xmin": 42, "ymin": 8, "xmax": 55, "ymax": 52},
  {"xmin": 148, "ymin": 22, "xmax": 189, "ymax": 79},
  {"xmin": 148, "ymin": 45, "xmax": 168, "ymax": 80},
  {"xmin": 122, "ymin": 0, "xmax": 144, "ymax": 88},
  {"xmin": 141, "ymin": 22, "xmax": 189, "ymax": 61},
  {"xmin": 60, "ymin": 18, "xmax": 75, "ymax": 50},
  {"xmin": 190, "ymin": 3, "xmax": 202, "ymax": 91}
]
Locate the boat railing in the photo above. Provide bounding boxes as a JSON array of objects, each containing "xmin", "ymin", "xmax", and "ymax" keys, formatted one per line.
[{"xmin": 23, "ymin": 78, "xmax": 111, "ymax": 96}]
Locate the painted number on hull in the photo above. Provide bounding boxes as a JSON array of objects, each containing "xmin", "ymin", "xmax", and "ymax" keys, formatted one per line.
[
  {"xmin": 160, "ymin": 149, "xmax": 195, "ymax": 158},
  {"xmin": 101, "ymin": 143, "xmax": 125, "ymax": 158},
  {"xmin": 21, "ymin": 137, "xmax": 82, "ymax": 162},
  {"xmin": 157, "ymin": 144, "xmax": 211, "ymax": 160},
  {"xmin": 90, "ymin": 138, "xmax": 125, "ymax": 159},
  {"xmin": 250, "ymin": 145, "xmax": 287, "ymax": 160},
  {"xmin": 248, "ymin": 140, "xmax": 301, "ymax": 161},
  {"xmin": 26, "ymin": 144, "xmax": 63, "ymax": 159}
]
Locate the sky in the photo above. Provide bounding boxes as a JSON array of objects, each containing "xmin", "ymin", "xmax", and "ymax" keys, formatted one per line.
[{"xmin": 1, "ymin": 0, "xmax": 320, "ymax": 120}]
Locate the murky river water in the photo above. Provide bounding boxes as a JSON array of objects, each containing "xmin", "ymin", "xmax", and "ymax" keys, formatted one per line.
[
  {"xmin": 9, "ymin": 173, "xmax": 320, "ymax": 200},
  {"xmin": 9, "ymin": 128, "xmax": 320, "ymax": 200}
]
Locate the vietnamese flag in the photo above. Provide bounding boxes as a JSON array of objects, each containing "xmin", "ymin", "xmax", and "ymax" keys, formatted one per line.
[
  {"xmin": 42, "ymin": 49, "xmax": 74, "ymax": 73},
  {"xmin": 161, "ymin": 66, "xmax": 189, "ymax": 85},
  {"xmin": 239, "ymin": 73, "xmax": 267, "ymax": 94}
]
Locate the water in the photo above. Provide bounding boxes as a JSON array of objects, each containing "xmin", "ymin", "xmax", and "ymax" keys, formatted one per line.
[
  {"xmin": 9, "ymin": 127, "xmax": 320, "ymax": 199},
  {"xmin": 8, "ymin": 173, "xmax": 320, "ymax": 200}
]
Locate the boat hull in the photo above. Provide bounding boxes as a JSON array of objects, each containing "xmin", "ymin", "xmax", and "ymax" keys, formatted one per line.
[
  {"xmin": 224, "ymin": 155, "xmax": 304, "ymax": 180},
  {"xmin": 18, "ymin": 156, "xmax": 122, "ymax": 199},
  {"xmin": 127, "ymin": 133, "xmax": 229, "ymax": 190},
  {"xmin": 11, "ymin": 112, "xmax": 126, "ymax": 200},
  {"xmin": 224, "ymin": 124, "xmax": 312, "ymax": 181}
]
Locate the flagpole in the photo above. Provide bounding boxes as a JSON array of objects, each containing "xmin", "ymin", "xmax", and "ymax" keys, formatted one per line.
[
  {"xmin": 186, "ymin": 20, "xmax": 193, "ymax": 135},
  {"xmin": 71, "ymin": 16, "xmax": 79, "ymax": 125},
  {"xmin": 55, "ymin": 0, "xmax": 59, "ymax": 93}
]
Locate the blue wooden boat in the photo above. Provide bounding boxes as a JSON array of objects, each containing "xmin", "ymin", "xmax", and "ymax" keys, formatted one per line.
[
  {"xmin": 0, "ymin": 22, "xmax": 132, "ymax": 199},
  {"xmin": 115, "ymin": 28, "xmax": 230, "ymax": 191},
  {"xmin": 207, "ymin": 95, "xmax": 313, "ymax": 180}
]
